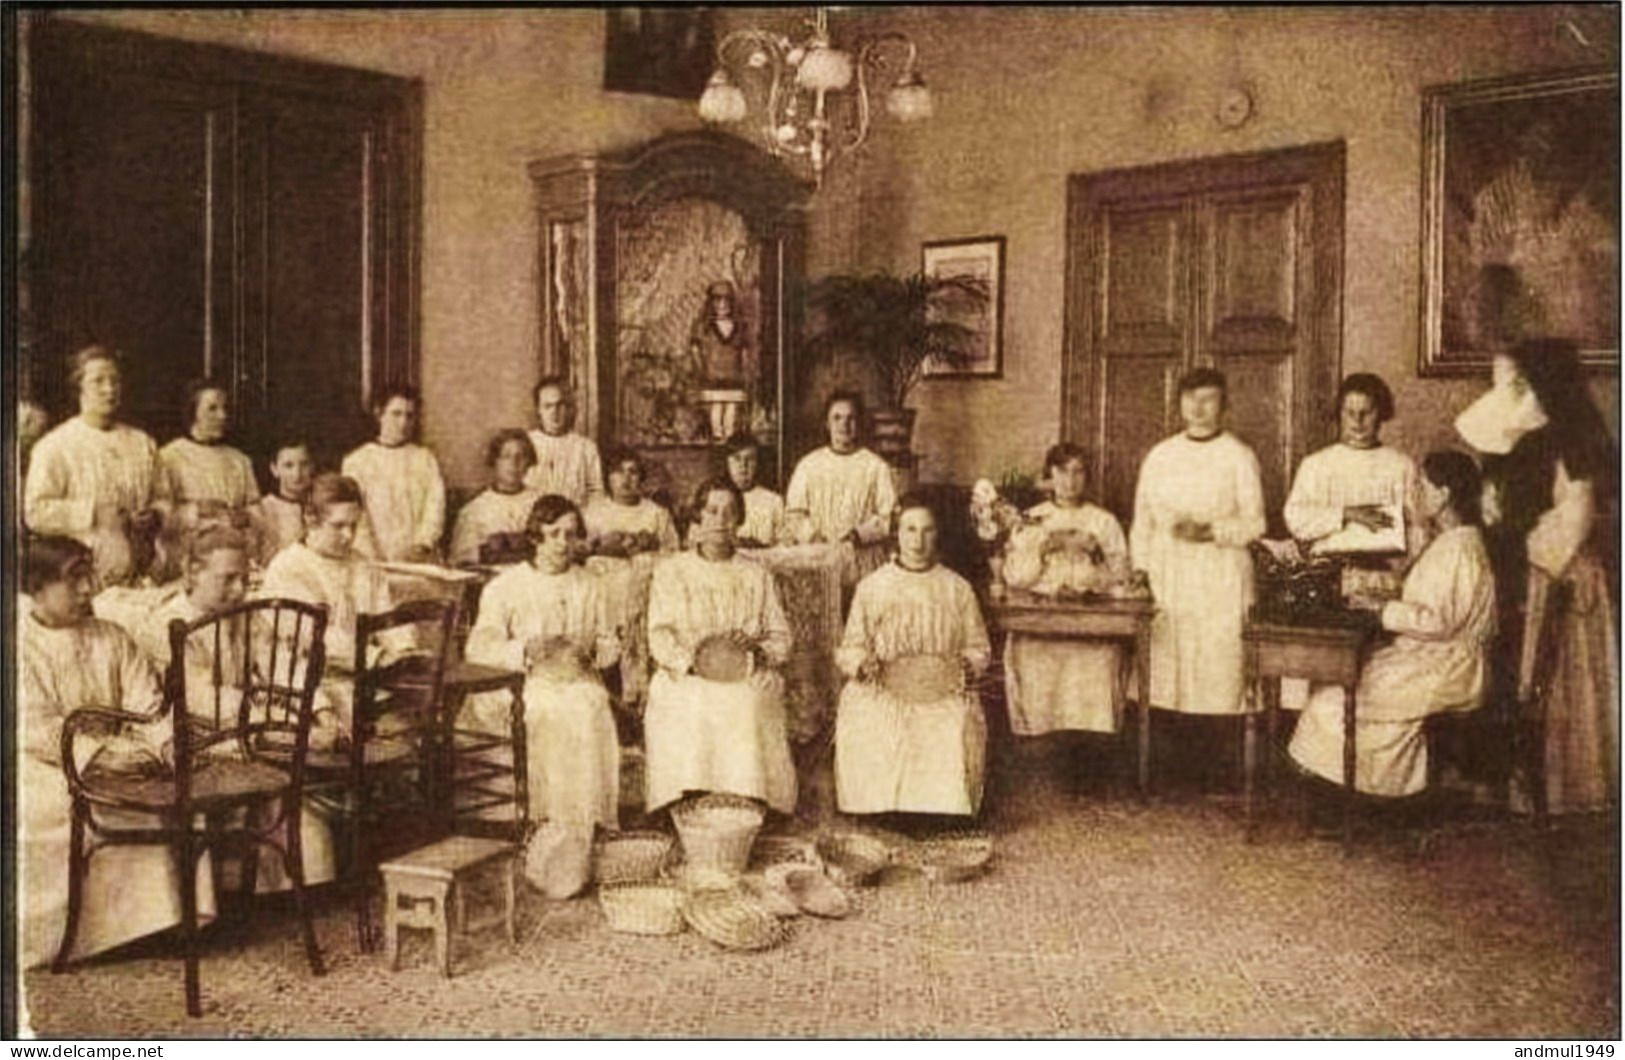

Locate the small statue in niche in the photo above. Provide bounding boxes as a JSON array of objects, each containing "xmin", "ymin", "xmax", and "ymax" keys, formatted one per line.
[{"xmin": 689, "ymin": 280, "xmax": 752, "ymax": 442}]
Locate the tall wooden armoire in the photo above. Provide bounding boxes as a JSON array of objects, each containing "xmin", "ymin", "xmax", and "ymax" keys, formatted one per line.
[{"xmin": 529, "ymin": 132, "xmax": 811, "ymax": 510}]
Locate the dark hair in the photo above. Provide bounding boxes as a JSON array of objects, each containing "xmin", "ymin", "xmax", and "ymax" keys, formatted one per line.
[
  {"xmin": 1508, "ymin": 339, "xmax": 1613, "ymax": 483},
  {"xmin": 1043, "ymin": 442, "xmax": 1089, "ymax": 476},
  {"xmin": 1177, "ymin": 367, "xmax": 1228, "ymax": 399},
  {"xmin": 719, "ymin": 431, "xmax": 761, "ymax": 458},
  {"xmin": 25, "ymin": 535, "xmax": 94, "ymax": 595},
  {"xmin": 485, "ymin": 428, "xmax": 537, "ymax": 470},
  {"xmin": 304, "ymin": 473, "xmax": 364, "ymax": 520},
  {"xmin": 370, "ymin": 383, "xmax": 420, "ymax": 418},
  {"xmin": 1422, "ymin": 450, "xmax": 1484, "ymax": 526},
  {"xmin": 601, "ymin": 445, "xmax": 644, "ymax": 487},
  {"xmin": 267, "ymin": 436, "xmax": 312, "ymax": 467},
  {"xmin": 889, "ymin": 491, "xmax": 937, "ymax": 537},
  {"xmin": 690, "ymin": 476, "xmax": 745, "ymax": 527},
  {"xmin": 183, "ymin": 377, "xmax": 231, "ymax": 434},
  {"xmin": 188, "ymin": 526, "xmax": 252, "ymax": 568},
  {"xmin": 67, "ymin": 344, "xmax": 122, "ymax": 392},
  {"xmin": 533, "ymin": 375, "xmax": 572, "ymax": 406},
  {"xmin": 1334, "ymin": 373, "xmax": 1395, "ymax": 424},
  {"xmin": 824, "ymin": 389, "xmax": 866, "ymax": 424},
  {"xmin": 524, "ymin": 494, "xmax": 583, "ymax": 541}
]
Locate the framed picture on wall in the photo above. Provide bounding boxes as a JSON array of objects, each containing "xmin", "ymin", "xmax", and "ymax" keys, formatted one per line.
[
  {"xmin": 1419, "ymin": 67, "xmax": 1619, "ymax": 375},
  {"xmin": 603, "ymin": 8, "xmax": 716, "ymax": 100},
  {"xmin": 921, "ymin": 235, "xmax": 1005, "ymax": 379}
]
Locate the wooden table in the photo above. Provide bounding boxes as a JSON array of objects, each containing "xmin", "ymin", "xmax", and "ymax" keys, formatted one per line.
[
  {"xmin": 988, "ymin": 592, "xmax": 1156, "ymax": 794},
  {"xmin": 1242, "ymin": 620, "xmax": 1373, "ymax": 851},
  {"xmin": 379, "ymin": 835, "xmax": 518, "ymax": 977}
]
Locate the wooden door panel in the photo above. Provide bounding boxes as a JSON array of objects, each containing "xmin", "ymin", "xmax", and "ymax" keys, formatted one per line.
[
  {"xmin": 31, "ymin": 67, "xmax": 234, "ymax": 438},
  {"xmin": 1214, "ymin": 352, "xmax": 1294, "ymax": 530},
  {"xmin": 1097, "ymin": 355, "xmax": 1177, "ymax": 522},
  {"xmin": 1207, "ymin": 191, "xmax": 1301, "ymax": 352},
  {"xmin": 1101, "ymin": 205, "xmax": 1188, "ymax": 355}
]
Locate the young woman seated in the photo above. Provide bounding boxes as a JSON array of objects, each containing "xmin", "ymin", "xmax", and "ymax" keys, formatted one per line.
[
  {"xmin": 1287, "ymin": 452, "xmax": 1497, "ymax": 799},
  {"xmin": 19, "ymin": 536, "xmax": 215, "ymax": 969},
  {"xmin": 715, "ymin": 431, "xmax": 785, "ymax": 548},
  {"xmin": 466, "ymin": 495, "xmax": 622, "ymax": 898},
  {"xmin": 448, "ymin": 429, "xmax": 542, "ymax": 566},
  {"xmin": 834, "ymin": 496, "xmax": 992, "ymax": 825},
  {"xmin": 582, "ymin": 447, "xmax": 680, "ymax": 558}
]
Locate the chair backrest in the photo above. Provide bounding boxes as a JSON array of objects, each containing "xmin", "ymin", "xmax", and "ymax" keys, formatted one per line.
[
  {"xmin": 166, "ymin": 597, "xmax": 330, "ymax": 797},
  {"xmin": 351, "ymin": 596, "xmax": 460, "ymax": 754}
]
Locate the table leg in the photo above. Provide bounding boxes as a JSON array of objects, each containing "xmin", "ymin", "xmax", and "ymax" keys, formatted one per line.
[
  {"xmin": 1342, "ymin": 685, "xmax": 1356, "ymax": 856},
  {"xmin": 503, "ymin": 857, "xmax": 518, "ymax": 946},
  {"xmin": 1263, "ymin": 676, "xmax": 1279, "ymax": 792},
  {"xmin": 1243, "ymin": 707, "xmax": 1258, "ymax": 842},
  {"xmin": 384, "ymin": 880, "xmax": 401, "ymax": 971},
  {"xmin": 1135, "ymin": 626, "xmax": 1152, "ymax": 797},
  {"xmin": 436, "ymin": 889, "xmax": 453, "ymax": 978}
]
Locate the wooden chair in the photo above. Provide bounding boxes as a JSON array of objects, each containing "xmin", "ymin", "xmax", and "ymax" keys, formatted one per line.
[
  {"xmin": 305, "ymin": 597, "xmax": 459, "ymax": 951},
  {"xmin": 56, "ymin": 598, "xmax": 329, "ymax": 1018}
]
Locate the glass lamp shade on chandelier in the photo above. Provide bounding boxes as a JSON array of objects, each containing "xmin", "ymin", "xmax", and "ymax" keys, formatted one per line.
[{"xmin": 697, "ymin": 6, "xmax": 933, "ymax": 188}]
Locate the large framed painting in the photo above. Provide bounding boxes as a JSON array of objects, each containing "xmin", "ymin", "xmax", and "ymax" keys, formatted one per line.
[
  {"xmin": 1419, "ymin": 68, "xmax": 1619, "ymax": 375},
  {"xmin": 921, "ymin": 235, "xmax": 1005, "ymax": 379},
  {"xmin": 603, "ymin": 8, "xmax": 716, "ymax": 100}
]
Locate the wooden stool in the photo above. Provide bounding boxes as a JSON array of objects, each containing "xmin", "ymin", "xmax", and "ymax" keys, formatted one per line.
[{"xmin": 379, "ymin": 836, "xmax": 518, "ymax": 977}]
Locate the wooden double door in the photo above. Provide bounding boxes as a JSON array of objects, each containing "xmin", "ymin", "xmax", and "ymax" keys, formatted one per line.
[
  {"xmin": 25, "ymin": 18, "xmax": 421, "ymax": 466},
  {"xmin": 1063, "ymin": 142, "xmax": 1345, "ymax": 530}
]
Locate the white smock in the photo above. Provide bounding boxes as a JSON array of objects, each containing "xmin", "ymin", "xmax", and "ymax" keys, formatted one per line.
[
  {"xmin": 785, "ymin": 446, "xmax": 897, "ymax": 583},
  {"xmin": 524, "ymin": 430, "xmax": 603, "ymax": 507},
  {"xmin": 448, "ymin": 487, "xmax": 540, "ymax": 566},
  {"xmin": 340, "ymin": 441, "xmax": 446, "ymax": 562}
]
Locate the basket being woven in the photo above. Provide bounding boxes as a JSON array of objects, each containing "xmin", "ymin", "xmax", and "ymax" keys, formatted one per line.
[
  {"xmin": 598, "ymin": 882, "xmax": 686, "ymax": 936},
  {"xmin": 595, "ymin": 830, "xmax": 676, "ymax": 885},
  {"xmin": 880, "ymin": 654, "xmax": 965, "ymax": 704},
  {"xmin": 671, "ymin": 794, "xmax": 765, "ymax": 877}
]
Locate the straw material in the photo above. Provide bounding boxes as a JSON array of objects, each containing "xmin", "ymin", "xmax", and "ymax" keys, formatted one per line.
[
  {"xmin": 738, "ymin": 873, "xmax": 803, "ymax": 918},
  {"xmin": 598, "ymin": 882, "xmax": 686, "ymax": 936},
  {"xmin": 749, "ymin": 834, "xmax": 823, "ymax": 872},
  {"xmin": 880, "ymin": 654, "xmax": 964, "ymax": 704},
  {"xmin": 766, "ymin": 863, "xmax": 851, "ymax": 919},
  {"xmin": 815, "ymin": 831, "xmax": 893, "ymax": 887},
  {"xmin": 901, "ymin": 830, "xmax": 995, "ymax": 884},
  {"xmin": 692, "ymin": 634, "xmax": 754, "ymax": 683},
  {"xmin": 681, "ymin": 888, "xmax": 790, "ymax": 952},
  {"xmin": 671, "ymin": 794, "xmax": 766, "ymax": 876},
  {"xmin": 594, "ymin": 830, "xmax": 676, "ymax": 885}
]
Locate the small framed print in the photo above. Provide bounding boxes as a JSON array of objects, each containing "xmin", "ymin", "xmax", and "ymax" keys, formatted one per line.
[{"xmin": 921, "ymin": 235, "xmax": 1005, "ymax": 379}]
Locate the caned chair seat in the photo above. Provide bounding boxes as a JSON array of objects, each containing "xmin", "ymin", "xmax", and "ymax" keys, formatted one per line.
[{"xmin": 81, "ymin": 760, "xmax": 291, "ymax": 812}]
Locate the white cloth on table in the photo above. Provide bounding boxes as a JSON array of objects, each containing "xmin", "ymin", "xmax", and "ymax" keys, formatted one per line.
[
  {"xmin": 1129, "ymin": 431, "xmax": 1265, "ymax": 715},
  {"xmin": 644, "ymin": 551, "xmax": 796, "ymax": 813},
  {"xmin": 835, "ymin": 562, "xmax": 991, "ymax": 815},
  {"xmin": 583, "ymin": 497, "xmax": 681, "ymax": 553},
  {"xmin": 524, "ymin": 430, "xmax": 603, "ymax": 507},
  {"xmin": 465, "ymin": 562, "xmax": 622, "ymax": 831},
  {"xmin": 249, "ymin": 494, "xmax": 305, "ymax": 566},
  {"xmin": 25, "ymin": 417, "xmax": 171, "ymax": 587},
  {"xmin": 341, "ymin": 442, "xmax": 446, "ymax": 562},
  {"xmin": 1289, "ymin": 526, "xmax": 1496, "ymax": 797},
  {"xmin": 19, "ymin": 613, "xmax": 216, "ymax": 970},
  {"xmin": 159, "ymin": 437, "xmax": 260, "ymax": 512},
  {"xmin": 1284, "ymin": 442, "xmax": 1424, "ymax": 558},
  {"xmin": 448, "ymin": 487, "xmax": 540, "ymax": 566},
  {"xmin": 1002, "ymin": 502, "xmax": 1129, "ymax": 735}
]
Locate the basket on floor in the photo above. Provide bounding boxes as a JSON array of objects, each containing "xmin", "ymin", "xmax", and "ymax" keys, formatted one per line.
[
  {"xmin": 766, "ymin": 863, "xmax": 851, "ymax": 918},
  {"xmin": 595, "ymin": 830, "xmax": 676, "ymax": 884},
  {"xmin": 681, "ymin": 887, "xmax": 790, "ymax": 951},
  {"xmin": 815, "ymin": 830, "xmax": 893, "ymax": 887},
  {"xmin": 671, "ymin": 793, "xmax": 765, "ymax": 877},
  {"xmin": 598, "ymin": 881, "xmax": 686, "ymax": 936},
  {"xmin": 902, "ymin": 830, "xmax": 994, "ymax": 884},
  {"xmin": 749, "ymin": 834, "xmax": 823, "ymax": 872}
]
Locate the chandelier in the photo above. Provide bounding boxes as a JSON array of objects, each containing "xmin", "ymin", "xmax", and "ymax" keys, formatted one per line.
[{"xmin": 697, "ymin": 7, "xmax": 933, "ymax": 188}]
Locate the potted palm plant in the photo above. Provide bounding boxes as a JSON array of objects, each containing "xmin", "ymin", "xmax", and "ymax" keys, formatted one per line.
[{"xmin": 801, "ymin": 271, "xmax": 990, "ymax": 463}]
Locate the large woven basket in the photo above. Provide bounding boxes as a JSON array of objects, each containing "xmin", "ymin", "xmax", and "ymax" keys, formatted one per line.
[
  {"xmin": 594, "ymin": 830, "xmax": 676, "ymax": 885},
  {"xmin": 671, "ymin": 794, "xmax": 765, "ymax": 877},
  {"xmin": 681, "ymin": 888, "xmax": 790, "ymax": 951},
  {"xmin": 598, "ymin": 882, "xmax": 686, "ymax": 936},
  {"xmin": 815, "ymin": 830, "xmax": 893, "ymax": 887}
]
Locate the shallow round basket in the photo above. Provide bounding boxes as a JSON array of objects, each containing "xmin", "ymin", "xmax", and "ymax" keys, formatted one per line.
[
  {"xmin": 681, "ymin": 888, "xmax": 790, "ymax": 952},
  {"xmin": 904, "ymin": 830, "xmax": 995, "ymax": 884},
  {"xmin": 815, "ymin": 831, "xmax": 893, "ymax": 888},
  {"xmin": 671, "ymin": 793, "xmax": 766, "ymax": 876},
  {"xmin": 766, "ymin": 863, "xmax": 851, "ymax": 919},
  {"xmin": 693, "ymin": 634, "xmax": 754, "ymax": 683},
  {"xmin": 738, "ymin": 873, "xmax": 803, "ymax": 919},
  {"xmin": 594, "ymin": 830, "xmax": 676, "ymax": 885},
  {"xmin": 598, "ymin": 881, "xmax": 686, "ymax": 936},
  {"xmin": 880, "ymin": 654, "xmax": 965, "ymax": 704},
  {"xmin": 749, "ymin": 834, "xmax": 823, "ymax": 872}
]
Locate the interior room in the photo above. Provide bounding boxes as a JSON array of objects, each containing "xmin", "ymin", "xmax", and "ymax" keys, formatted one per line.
[{"xmin": 7, "ymin": 5, "xmax": 1619, "ymax": 1040}]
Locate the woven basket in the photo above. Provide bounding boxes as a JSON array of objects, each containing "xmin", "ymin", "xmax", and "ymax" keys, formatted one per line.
[
  {"xmin": 681, "ymin": 888, "xmax": 790, "ymax": 951},
  {"xmin": 693, "ymin": 634, "xmax": 754, "ymax": 683},
  {"xmin": 598, "ymin": 882, "xmax": 686, "ymax": 936},
  {"xmin": 815, "ymin": 831, "xmax": 893, "ymax": 887},
  {"xmin": 880, "ymin": 654, "xmax": 964, "ymax": 704},
  {"xmin": 738, "ymin": 873, "xmax": 803, "ymax": 918},
  {"xmin": 902, "ymin": 830, "xmax": 994, "ymax": 884},
  {"xmin": 671, "ymin": 794, "xmax": 766, "ymax": 876},
  {"xmin": 766, "ymin": 863, "xmax": 850, "ymax": 919},
  {"xmin": 749, "ymin": 834, "xmax": 823, "ymax": 872},
  {"xmin": 594, "ymin": 830, "xmax": 676, "ymax": 885}
]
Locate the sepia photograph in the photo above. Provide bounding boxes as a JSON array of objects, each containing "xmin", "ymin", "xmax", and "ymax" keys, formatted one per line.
[{"xmin": 3, "ymin": 3, "xmax": 1619, "ymax": 1044}]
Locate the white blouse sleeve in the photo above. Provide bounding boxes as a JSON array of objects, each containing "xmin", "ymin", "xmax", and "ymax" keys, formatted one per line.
[
  {"xmin": 1128, "ymin": 451, "xmax": 1161, "ymax": 571},
  {"xmin": 1381, "ymin": 537, "xmax": 1485, "ymax": 641},
  {"xmin": 24, "ymin": 436, "xmax": 95, "ymax": 535},
  {"xmin": 1002, "ymin": 524, "xmax": 1048, "ymax": 589},
  {"xmin": 646, "ymin": 564, "xmax": 693, "ymax": 675},
  {"xmin": 1526, "ymin": 462, "xmax": 1595, "ymax": 580},
  {"xmin": 466, "ymin": 576, "xmax": 528, "ymax": 673},
  {"xmin": 957, "ymin": 579, "xmax": 992, "ymax": 675},
  {"xmin": 415, "ymin": 451, "xmax": 447, "ymax": 555},
  {"xmin": 835, "ymin": 579, "xmax": 876, "ymax": 678},
  {"xmin": 1283, "ymin": 455, "xmax": 1343, "ymax": 542},
  {"xmin": 1212, "ymin": 446, "xmax": 1266, "ymax": 549},
  {"xmin": 757, "ymin": 571, "xmax": 793, "ymax": 667}
]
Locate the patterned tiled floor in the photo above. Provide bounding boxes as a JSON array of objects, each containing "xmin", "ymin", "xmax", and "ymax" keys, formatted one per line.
[{"xmin": 21, "ymin": 740, "xmax": 1619, "ymax": 1038}]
